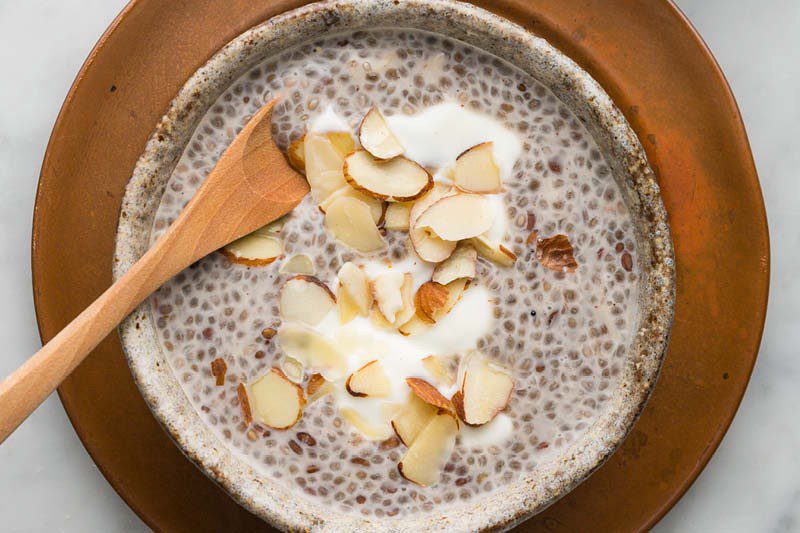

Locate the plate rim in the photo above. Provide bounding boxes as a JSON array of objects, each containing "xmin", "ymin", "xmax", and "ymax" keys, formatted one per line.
[{"xmin": 30, "ymin": 0, "xmax": 769, "ymax": 530}]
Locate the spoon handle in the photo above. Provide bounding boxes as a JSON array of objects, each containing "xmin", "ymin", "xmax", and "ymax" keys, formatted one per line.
[
  {"xmin": 0, "ymin": 228, "xmax": 184, "ymax": 444},
  {"xmin": 0, "ymin": 98, "xmax": 302, "ymax": 444}
]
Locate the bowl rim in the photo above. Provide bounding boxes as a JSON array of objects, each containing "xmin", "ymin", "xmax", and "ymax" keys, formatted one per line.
[{"xmin": 114, "ymin": 0, "xmax": 676, "ymax": 530}]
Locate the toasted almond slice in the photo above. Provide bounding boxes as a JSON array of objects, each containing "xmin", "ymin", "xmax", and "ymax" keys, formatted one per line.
[
  {"xmin": 469, "ymin": 235, "xmax": 517, "ymax": 267},
  {"xmin": 371, "ymin": 272, "xmax": 414, "ymax": 326},
  {"xmin": 340, "ymin": 407, "xmax": 394, "ymax": 441},
  {"xmin": 279, "ymin": 276, "xmax": 336, "ymax": 326},
  {"xmin": 409, "ymin": 184, "xmax": 457, "ymax": 262},
  {"xmin": 414, "ymin": 281, "xmax": 449, "ymax": 323},
  {"xmin": 432, "ymin": 242, "xmax": 477, "ymax": 284},
  {"xmin": 249, "ymin": 368, "xmax": 305, "ymax": 429},
  {"xmin": 319, "ymin": 185, "xmax": 384, "ymax": 224},
  {"xmin": 403, "ymin": 278, "xmax": 469, "ymax": 331},
  {"xmin": 397, "ymin": 313, "xmax": 431, "ymax": 336},
  {"xmin": 338, "ymin": 262, "xmax": 372, "ymax": 316},
  {"xmin": 415, "ymin": 193, "xmax": 495, "ymax": 241},
  {"xmin": 307, "ymin": 373, "xmax": 333, "ymax": 403},
  {"xmin": 384, "ymin": 201, "xmax": 413, "ymax": 231},
  {"xmin": 422, "ymin": 355, "xmax": 456, "ymax": 388},
  {"xmin": 454, "ymin": 142, "xmax": 502, "ymax": 193},
  {"xmin": 287, "ymin": 136, "xmax": 306, "ymax": 173},
  {"xmin": 453, "ymin": 354, "xmax": 514, "ymax": 426},
  {"xmin": 337, "ymin": 284, "xmax": 360, "ymax": 325},
  {"xmin": 397, "ymin": 412, "xmax": 458, "ymax": 486},
  {"xmin": 391, "ymin": 394, "xmax": 437, "ymax": 446},
  {"xmin": 358, "ymin": 107, "xmax": 404, "ymax": 160},
  {"xmin": 286, "ymin": 132, "xmax": 353, "ymax": 174},
  {"xmin": 279, "ymin": 254, "xmax": 316, "ymax": 275},
  {"xmin": 346, "ymin": 360, "xmax": 392, "ymax": 398},
  {"xmin": 406, "ymin": 377, "xmax": 453, "ymax": 413},
  {"xmin": 344, "ymin": 150, "xmax": 433, "ymax": 202},
  {"xmin": 304, "ymin": 132, "xmax": 348, "ymax": 203},
  {"xmin": 395, "ymin": 273, "xmax": 416, "ymax": 327},
  {"xmin": 410, "ymin": 226, "xmax": 456, "ymax": 263},
  {"xmin": 210, "ymin": 358, "xmax": 227, "ymax": 386},
  {"xmin": 259, "ymin": 217, "xmax": 286, "ymax": 236},
  {"xmin": 536, "ymin": 234, "xmax": 578, "ymax": 273},
  {"xmin": 372, "ymin": 271, "xmax": 405, "ymax": 324},
  {"xmin": 237, "ymin": 383, "xmax": 253, "ymax": 426},
  {"xmin": 280, "ymin": 356, "xmax": 305, "ymax": 382},
  {"xmin": 324, "ymin": 196, "xmax": 385, "ymax": 253},
  {"xmin": 222, "ymin": 232, "xmax": 282, "ymax": 266},
  {"xmin": 369, "ymin": 307, "xmax": 394, "ymax": 330},
  {"xmin": 326, "ymin": 131, "xmax": 356, "ymax": 158},
  {"xmin": 437, "ymin": 278, "xmax": 471, "ymax": 320},
  {"xmin": 276, "ymin": 323, "xmax": 347, "ymax": 380}
]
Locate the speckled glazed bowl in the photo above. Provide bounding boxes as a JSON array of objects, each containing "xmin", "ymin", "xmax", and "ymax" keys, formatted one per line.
[{"xmin": 114, "ymin": 0, "xmax": 675, "ymax": 530}]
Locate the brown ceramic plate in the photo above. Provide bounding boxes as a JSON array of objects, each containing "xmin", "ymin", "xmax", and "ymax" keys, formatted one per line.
[{"xmin": 32, "ymin": 0, "xmax": 768, "ymax": 531}]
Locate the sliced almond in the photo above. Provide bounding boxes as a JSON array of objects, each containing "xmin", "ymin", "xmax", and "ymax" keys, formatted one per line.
[
  {"xmin": 346, "ymin": 360, "xmax": 392, "ymax": 398},
  {"xmin": 304, "ymin": 132, "xmax": 348, "ymax": 203},
  {"xmin": 406, "ymin": 377, "xmax": 453, "ymax": 414},
  {"xmin": 210, "ymin": 357, "xmax": 227, "ymax": 386},
  {"xmin": 324, "ymin": 196, "xmax": 385, "ymax": 253},
  {"xmin": 536, "ymin": 234, "xmax": 578, "ymax": 273},
  {"xmin": 404, "ymin": 277, "xmax": 470, "ymax": 331},
  {"xmin": 469, "ymin": 235, "xmax": 517, "ymax": 267},
  {"xmin": 370, "ymin": 306, "xmax": 395, "ymax": 330},
  {"xmin": 286, "ymin": 132, "xmax": 353, "ymax": 174},
  {"xmin": 452, "ymin": 353, "xmax": 514, "ymax": 426},
  {"xmin": 319, "ymin": 185, "xmax": 384, "ymax": 224},
  {"xmin": 222, "ymin": 233, "xmax": 282, "ymax": 266},
  {"xmin": 372, "ymin": 271, "xmax": 405, "ymax": 324},
  {"xmin": 237, "ymin": 383, "xmax": 253, "ymax": 426},
  {"xmin": 415, "ymin": 193, "xmax": 495, "ymax": 241},
  {"xmin": 414, "ymin": 281, "xmax": 449, "ymax": 323},
  {"xmin": 337, "ymin": 262, "xmax": 372, "ymax": 316},
  {"xmin": 432, "ymin": 242, "xmax": 477, "ymax": 284},
  {"xmin": 279, "ymin": 254, "xmax": 316, "ymax": 275},
  {"xmin": 397, "ymin": 313, "xmax": 431, "ymax": 336},
  {"xmin": 337, "ymin": 285, "xmax": 360, "ymax": 325},
  {"xmin": 384, "ymin": 201, "xmax": 413, "ymax": 231},
  {"xmin": 280, "ymin": 356, "xmax": 305, "ymax": 382},
  {"xmin": 397, "ymin": 412, "xmax": 458, "ymax": 486},
  {"xmin": 409, "ymin": 184, "xmax": 457, "ymax": 262},
  {"xmin": 279, "ymin": 276, "xmax": 336, "ymax": 326},
  {"xmin": 391, "ymin": 394, "xmax": 437, "ymax": 446},
  {"xmin": 454, "ymin": 142, "xmax": 502, "ymax": 193},
  {"xmin": 307, "ymin": 373, "xmax": 333, "ymax": 403},
  {"xmin": 276, "ymin": 323, "xmax": 347, "ymax": 380},
  {"xmin": 326, "ymin": 131, "xmax": 356, "ymax": 158},
  {"xmin": 261, "ymin": 217, "xmax": 286, "ymax": 235},
  {"xmin": 287, "ymin": 136, "xmax": 306, "ymax": 173},
  {"xmin": 249, "ymin": 368, "xmax": 305, "ymax": 430},
  {"xmin": 340, "ymin": 407, "xmax": 394, "ymax": 441},
  {"xmin": 358, "ymin": 107, "xmax": 404, "ymax": 160},
  {"xmin": 436, "ymin": 278, "xmax": 471, "ymax": 321},
  {"xmin": 395, "ymin": 273, "xmax": 416, "ymax": 327},
  {"xmin": 422, "ymin": 355, "xmax": 456, "ymax": 388},
  {"xmin": 370, "ymin": 272, "xmax": 414, "ymax": 326},
  {"xmin": 344, "ymin": 150, "xmax": 433, "ymax": 202}
]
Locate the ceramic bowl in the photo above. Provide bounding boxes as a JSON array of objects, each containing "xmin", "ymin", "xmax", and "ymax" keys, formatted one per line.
[{"xmin": 114, "ymin": 0, "xmax": 675, "ymax": 530}]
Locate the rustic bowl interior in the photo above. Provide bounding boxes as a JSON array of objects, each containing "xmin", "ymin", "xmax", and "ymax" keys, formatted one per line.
[{"xmin": 114, "ymin": 0, "xmax": 675, "ymax": 530}]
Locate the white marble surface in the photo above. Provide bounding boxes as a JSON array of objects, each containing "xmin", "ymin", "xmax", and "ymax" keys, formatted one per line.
[{"xmin": 0, "ymin": 0, "xmax": 795, "ymax": 531}]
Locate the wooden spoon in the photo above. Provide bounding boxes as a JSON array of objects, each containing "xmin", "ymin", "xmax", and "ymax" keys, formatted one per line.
[{"xmin": 0, "ymin": 98, "xmax": 308, "ymax": 443}]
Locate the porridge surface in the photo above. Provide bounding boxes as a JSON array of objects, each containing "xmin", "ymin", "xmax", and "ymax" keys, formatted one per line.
[{"xmin": 148, "ymin": 28, "xmax": 639, "ymax": 518}]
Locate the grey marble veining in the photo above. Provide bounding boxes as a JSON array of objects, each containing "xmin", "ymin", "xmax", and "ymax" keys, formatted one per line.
[{"xmin": 0, "ymin": 0, "xmax": 795, "ymax": 531}]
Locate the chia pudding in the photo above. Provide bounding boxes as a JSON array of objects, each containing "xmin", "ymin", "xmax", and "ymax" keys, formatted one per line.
[{"xmin": 146, "ymin": 28, "xmax": 639, "ymax": 520}]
